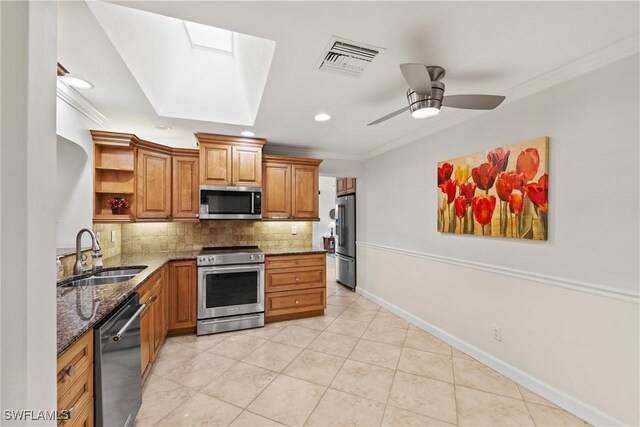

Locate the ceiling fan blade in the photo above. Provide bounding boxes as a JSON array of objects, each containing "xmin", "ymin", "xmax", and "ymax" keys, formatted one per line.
[
  {"xmin": 367, "ymin": 106, "xmax": 410, "ymax": 126},
  {"xmin": 400, "ymin": 63, "xmax": 432, "ymax": 95},
  {"xmin": 442, "ymin": 94, "xmax": 505, "ymax": 110}
]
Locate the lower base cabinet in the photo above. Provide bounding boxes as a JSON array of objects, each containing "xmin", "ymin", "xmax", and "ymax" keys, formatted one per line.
[
  {"xmin": 138, "ymin": 265, "xmax": 169, "ymax": 381},
  {"xmin": 265, "ymin": 253, "xmax": 326, "ymax": 322},
  {"xmin": 57, "ymin": 331, "xmax": 94, "ymax": 427},
  {"xmin": 168, "ymin": 260, "xmax": 197, "ymax": 335}
]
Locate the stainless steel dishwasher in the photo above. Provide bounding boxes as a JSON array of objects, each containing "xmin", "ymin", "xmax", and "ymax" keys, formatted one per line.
[{"xmin": 94, "ymin": 293, "xmax": 145, "ymax": 427}]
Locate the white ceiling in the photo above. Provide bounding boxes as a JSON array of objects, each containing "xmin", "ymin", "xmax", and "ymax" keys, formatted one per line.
[{"xmin": 58, "ymin": 1, "xmax": 639, "ymax": 159}]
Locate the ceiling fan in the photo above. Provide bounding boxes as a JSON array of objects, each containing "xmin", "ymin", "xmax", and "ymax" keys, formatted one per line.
[{"xmin": 368, "ymin": 64, "xmax": 505, "ymax": 126}]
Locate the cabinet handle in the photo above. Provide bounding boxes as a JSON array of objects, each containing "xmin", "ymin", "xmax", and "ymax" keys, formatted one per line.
[
  {"xmin": 151, "ymin": 295, "xmax": 158, "ymax": 302},
  {"xmin": 61, "ymin": 364, "xmax": 76, "ymax": 378},
  {"xmin": 65, "ymin": 406, "xmax": 77, "ymax": 420}
]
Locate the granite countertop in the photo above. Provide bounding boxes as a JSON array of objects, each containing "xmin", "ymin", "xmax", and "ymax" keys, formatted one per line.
[
  {"xmin": 56, "ymin": 250, "xmax": 198, "ymax": 356},
  {"xmin": 57, "ymin": 245, "xmax": 326, "ymax": 356},
  {"xmin": 261, "ymin": 246, "xmax": 326, "ymax": 256}
]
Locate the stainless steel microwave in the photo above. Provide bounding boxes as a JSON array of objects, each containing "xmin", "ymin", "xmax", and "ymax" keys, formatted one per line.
[{"xmin": 199, "ymin": 185, "xmax": 262, "ymax": 220}]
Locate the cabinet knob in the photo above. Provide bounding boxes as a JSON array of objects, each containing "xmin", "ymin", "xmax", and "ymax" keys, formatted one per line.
[
  {"xmin": 61, "ymin": 364, "xmax": 76, "ymax": 378},
  {"xmin": 295, "ymin": 277, "xmax": 299, "ymax": 282},
  {"xmin": 151, "ymin": 295, "xmax": 158, "ymax": 302},
  {"xmin": 295, "ymin": 300, "xmax": 300, "ymax": 304},
  {"xmin": 65, "ymin": 406, "xmax": 77, "ymax": 420}
]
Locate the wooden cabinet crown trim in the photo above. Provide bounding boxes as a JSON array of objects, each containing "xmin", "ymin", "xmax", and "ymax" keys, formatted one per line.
[
  {"xmin": 195, "ymin": 133, "xmax": 266, "ymax": 147},
  {"xmin": 91, "ymin": 130, "xmax": 198, "ymax": 156},
  {"xmin": 263, "ymin": 154, "xmax": 323, "ymax": 166}
]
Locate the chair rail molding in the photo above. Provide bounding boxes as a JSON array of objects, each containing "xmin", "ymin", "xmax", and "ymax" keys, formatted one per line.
[{"xmin": 356, "ymin": 241, "xmax": 640, "ymax": 303}]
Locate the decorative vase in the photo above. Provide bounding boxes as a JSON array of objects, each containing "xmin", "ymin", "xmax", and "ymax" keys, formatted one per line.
[{"xmin": 111, "ymin": 207, "xmax": 125, "ymax": 215}]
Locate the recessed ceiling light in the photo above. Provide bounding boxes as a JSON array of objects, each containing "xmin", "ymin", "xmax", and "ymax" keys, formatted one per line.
[
  {"xmin": 153, "ymin": 124, "xmax": 173, "ymax": 130},
  {"xmin": 60, "ymin": 75, "xmax": 94, "ymax": 90},
  {"xmin": 314, "ymin": 113, "xmax": 331, "ymax": 122},
  {"xmin": 241, "ymin": 131, "xmax": 255, "ymax": 137}
]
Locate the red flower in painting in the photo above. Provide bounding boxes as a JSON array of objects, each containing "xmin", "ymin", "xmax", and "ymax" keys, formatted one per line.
[
  {"xmin": 459, "ymin": 182, "xmax": 476, "ymax": 206},
  {"xmin": 495, "ymin": 172, "xmax": 526, "ymax": 201},
  {"xmin": 524, "ymin": 174, "xmax": 548, "ymax": 212},
  {"xmin": 438, "ymin": 163, "xmax": 454, "ymax": 186},
  {"xmin": 472, "ymin": 195, "xmax": 496, "ymax": 226},
  {"xmin": 439, "ymin": 179, "xmax": 456, "ymax": 204},
  {"xmin": 471, "ymin": 163, "xmax": 499, "ymax": 191},
  {"xmin": 487, "ymin": 147, "xmax": 511, "ymax": 172},
  {"xmin": 508, "ymin": 190, "xmax": 524, "ymax": 214},
  {"xmin": 454, "ymin": 196, "xmax": 466, "ymax": 219},
  {"xmin": 516, "ymin": 148, "xmax": 540, "ymax": 181}
]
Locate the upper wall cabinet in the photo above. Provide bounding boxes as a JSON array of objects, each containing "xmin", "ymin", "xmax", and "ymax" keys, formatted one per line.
[
  {"xmin": 91, "ymin": 131, "xmax": 200, "ymax": 223},
  {"xmin": 336, "ymin": 177, "xmax": 356, "ymax": 196},
  {"xmin": 263, "ymin": 155, "xmax": 322, "ymax": 221},
  {"xmin": 172, "ymin": 153, "xmax": 199, "ymax": 220},
  {"xmin": 196, "ymin": 133, "xmax": 266, "ymax": 187},
  {"xmin": 136, "ymin": 146, "xmax": 172, "ymax": 220}
]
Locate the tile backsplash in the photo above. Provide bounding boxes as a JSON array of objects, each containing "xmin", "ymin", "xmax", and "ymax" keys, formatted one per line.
[
  {"xmin": 121, "ymin": 221, "xmax": 312, "ymax": 254},
  {"xmin": 58, "ymin": 223, "xmax": 122, "ymax": 276}
]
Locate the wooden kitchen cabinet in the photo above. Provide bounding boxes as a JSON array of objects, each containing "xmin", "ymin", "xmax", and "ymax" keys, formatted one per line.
[
  {"xmin": 136, "ymin": 147, "xmax": 172, "ymax": 220},
  {"xmin": 262, "ymin": 155, "xmax": 322, "ymax": 221},
  {"xmin": 336, "ymin": 177, "xmax": 356, "ymax": 196},
  {"xmin": 57, "ymin": 331, "xmax": 94, "ymax": 427},
  {"xmin": 265, "ymin": 253, "xmax": 326, "ymax": 322},
  {"xmin": 172, "ymin": 154, "xmax": 199, "ymax": 220},
  {"xmin": 138, "ymin": 266, "xmax": 168, "ymax": 380},
  {"xmin": 168, "ymin": 260, "xmax": 197, "ymax": 335},
  {"xmin": 196, "ymin": 133, "xmax": 266, "ymax": 187}
]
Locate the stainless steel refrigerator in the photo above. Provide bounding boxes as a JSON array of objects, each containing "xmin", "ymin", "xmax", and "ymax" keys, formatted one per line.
[{"xmin": 336, "ymin": 194, "xmax": 356, "ymax": 290}]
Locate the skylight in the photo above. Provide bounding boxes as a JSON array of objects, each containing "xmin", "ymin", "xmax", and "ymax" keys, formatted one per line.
[
  {"xmin": 86, "ymin": 1, "xmax": 275, "ymax": 126},
  {"xmin": 183, "ymin": 21, "xmax": 234, "ymax": 54}
]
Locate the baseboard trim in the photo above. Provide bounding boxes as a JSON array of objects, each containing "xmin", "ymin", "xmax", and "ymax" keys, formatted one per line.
[
  {"xmin": 357, "ymin": 242, "xmax": 639, "ymax": 303},
  {"xmin": 356, "ymin": 287, "xmax": 626, "ymax": 427}
]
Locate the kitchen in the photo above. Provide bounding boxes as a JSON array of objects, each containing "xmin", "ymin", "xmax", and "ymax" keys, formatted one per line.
[{"xmin": 2, "ymin": 1, "xmax": 638, "ymax": 427}]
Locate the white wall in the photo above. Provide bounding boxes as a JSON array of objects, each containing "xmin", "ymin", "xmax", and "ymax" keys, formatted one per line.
[
  {"xmin": 1, "ymin": 1, "xmax": 58, "ymax": 423},
  {"xmin": 319, "ymin": 158, "xmax": 363, "ymax": 178},
  {"xmin": 55, "ymin": 98, "xmax": 96, "ymax": 248},
  {"xmin": 313, "ymin": 176, "xmax": 336, "ymax": 248},
  {"xmin": 357, "ymin": 54, "xmax": 639, "ymax": 425}
]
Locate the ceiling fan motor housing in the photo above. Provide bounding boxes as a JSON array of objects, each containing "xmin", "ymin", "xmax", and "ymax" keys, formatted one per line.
[{"xmin": 407, "ymin": 81, "xmax": 445, "ymax": 114}]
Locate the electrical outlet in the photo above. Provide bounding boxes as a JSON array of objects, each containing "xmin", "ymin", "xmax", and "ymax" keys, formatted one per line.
[
  {"xmin": 493, "ymin": 324, "xmax": 502, "ymax": 342},
  {"xmin": 291, "ymin": 225, "xmax": 298, "ymax": 235},
  {"xmin": 111, "ymin": 230, "xmax": 116, "ymax": 242}
]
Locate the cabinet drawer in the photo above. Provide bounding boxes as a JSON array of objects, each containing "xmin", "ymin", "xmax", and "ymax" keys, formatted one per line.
[
  {"xmin": 68, "ymin": 398, "xmax": 94, "ymax": 427},
  {"xmin": 265, "ymin": 254, "xmax": 325, "ymax": 270},
  {"xmin": 266, "ymin": 288, "xmax": 326, "ymax": 318},
  {"xmin": 266, "ymin": 267, "xmax": 325, "ymax": 292},
  {"xmin": 138, "ymin": 270, "xmax": 161, "ymax": 304},
  {"xmin": 57, "ymin": 331, "xmax": 93, "ymax": 399},
  {"xmin": 57, "ymin": 363, "xmax": 93, "ymax": 427}
]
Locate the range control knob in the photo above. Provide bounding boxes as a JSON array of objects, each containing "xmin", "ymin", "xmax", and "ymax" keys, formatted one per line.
[
  {"xmin": 198, "ymin": 257, "xmax": 206, "ymax": 264},
  {"xmin": 208, "ymin": 256, "xmax": 215, "ymax": 262}
]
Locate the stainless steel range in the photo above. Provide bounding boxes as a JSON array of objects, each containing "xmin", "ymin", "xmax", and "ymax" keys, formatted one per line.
[{"xmin": 197, "ymin": 246, "xmax": 265, "ymax": 335}]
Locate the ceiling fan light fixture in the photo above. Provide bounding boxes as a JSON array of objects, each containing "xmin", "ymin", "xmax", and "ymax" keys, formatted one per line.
[{"xmin": 411, "ymin": 106, "xmax": 440, "ymax": 119}]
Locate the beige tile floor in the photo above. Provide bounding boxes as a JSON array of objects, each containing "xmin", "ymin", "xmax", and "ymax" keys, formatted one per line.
[{"xmin": 135, "ymin": 256, "xmax": 590, "ymax": 427}]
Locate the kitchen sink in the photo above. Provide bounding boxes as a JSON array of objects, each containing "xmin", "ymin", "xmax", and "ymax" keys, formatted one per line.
[
  {"xmin": 94, "ymin": 267, "xmax": 146, "ymax": 277},
  {"xmin": 62, "ymin": 275, "xmax": 136, "ymax": 288}
]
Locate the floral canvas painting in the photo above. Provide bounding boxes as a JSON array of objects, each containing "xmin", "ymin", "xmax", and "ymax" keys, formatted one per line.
[{"xmin": 437, "ymin": 136, "xmax": 549, "ymax": 240}]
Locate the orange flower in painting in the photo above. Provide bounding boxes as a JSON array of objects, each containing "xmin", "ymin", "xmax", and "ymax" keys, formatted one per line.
[
  {"xmin": 454, "ymin": 196, "xmax": 466, "ymax": 219},
  {"xmin": 472, "ymin": 195, "xmax": 496, "ymax": 226},
  {"xmin": 471, "ymin": 163, "xmax": 499, "ymax": 191},
  {"xmin": 495, "ymin": 172, "xmax": 526, "ymax": 201},
  {"xmin": 524, "ymin": 174, "xmax": 548, "ymax": 212},
  {"xmin": 459, "ymin": 182, "xmax": 476, "ymax": 206},
  {"xmin": 439, "ymin": 179, "xmax": 456, "ymax": 204},
  {"xmin": 508, "ymin": 190, "xmax": 524, "ymax": 214},
  {"xmin": 516, "ymin": 148, "xmax": 540, "ymax": 181},
  {"xmin": 438, "ymin": 163, "xmax": 453, "ymax": 186},
  {"xmin": 487, "ymin": 147, "xmax": 511, "ymax": 172}
]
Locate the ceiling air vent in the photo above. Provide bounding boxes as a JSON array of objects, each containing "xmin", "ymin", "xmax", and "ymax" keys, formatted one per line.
[{"xmin": 315, "ymin": 36, "xmax": 383, "ymax": 77}]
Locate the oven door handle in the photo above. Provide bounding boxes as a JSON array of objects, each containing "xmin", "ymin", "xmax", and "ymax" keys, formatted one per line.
[{"xmin": 199, "ymin": 264, "xmax": 264, "ymax": 274}]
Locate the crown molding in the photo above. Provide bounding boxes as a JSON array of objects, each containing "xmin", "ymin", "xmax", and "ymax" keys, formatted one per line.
[
  {"xmin": 56, "ymin": 80, "xmax": 108, "ymax": 128},
  {"xmin": 362, "ymin": 32, "xmax": 640, "ymax": 160}
]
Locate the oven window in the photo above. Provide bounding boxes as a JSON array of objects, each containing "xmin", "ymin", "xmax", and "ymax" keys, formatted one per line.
[
  {"xmin": 201, "ymin": 190, "xmax": 253, "ymax": 214},
  {"xmin": 204, "ymin": 271, "xmax": 258, "ymax": 308}
]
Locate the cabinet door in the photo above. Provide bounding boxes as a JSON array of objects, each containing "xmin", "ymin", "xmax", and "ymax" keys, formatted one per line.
[
  {"xmin": 172, "ymin": 156, "xmax": 199, "ymax": 220},
  {"xmin": 336, "ymin": 178, "xmax": 345, "ymax": 195},
  {"xmin": 263, "ymin": 162, "xmax": 291, "ymax": 219},
  {"xmin": 291, "ymin": 164, "xmax": 319, "ymax": 219},
  {"xmin": 152, "ymin": 283, "xmax": 166, "ymax": 360},
  {"xmin": 345, "ymin": 178, "xmax": 356, "ymax": 194},
  {"xmin": 140, "ymin": 304, "xmax": 152, "ymax": 378},
  {"xmin": 161, "ymin": 266, "xmax": 170, "ymax": 338},
  {"xmin": 200, "ymin": 143, "xmax": 231, "ymax": 185},
  {"xmin": 169, "ymin": 261, "xmax": 197, "ymax": 333},
  {"xmin": 232, "ymin": 145, "xmax": 262, "ymax": 187},
  {"xmin": 136, "ymin": 148, "xmax": 172, "ymax": 219}
]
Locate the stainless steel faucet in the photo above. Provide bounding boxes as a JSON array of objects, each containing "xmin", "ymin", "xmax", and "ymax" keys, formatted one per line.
[{"xmin": 74, "ymin": 228, "xmax": 103, "ymax": 275}]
